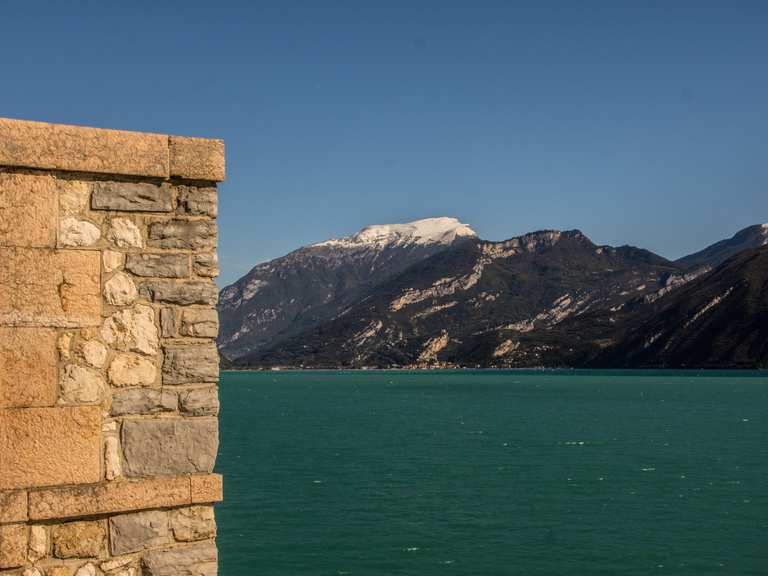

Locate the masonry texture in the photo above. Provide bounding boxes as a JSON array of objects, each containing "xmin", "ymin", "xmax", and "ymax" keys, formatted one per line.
[{"xmin": 0, "ymin": 117, "xmax": 224, "ymax": 575}]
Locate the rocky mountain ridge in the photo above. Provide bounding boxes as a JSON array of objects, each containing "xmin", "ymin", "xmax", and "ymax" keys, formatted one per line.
[{"xmin": 219, "ymin": 219, "xmax": 768, "ymax": 369}]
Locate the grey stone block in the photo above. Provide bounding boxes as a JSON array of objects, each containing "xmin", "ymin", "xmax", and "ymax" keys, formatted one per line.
[
  {"xmin": 162, "ymin": 345, "xmax": 219, "ymax": 385},
  {"xmin": 180, "ymin": 387, "xmax": 219, "ymax": 417},
  {"xmin": 125, "ymin": 253, "xmax": 190, "ymax": 278},
  {"xmin": 140, "ymin": 281, "xmax": 218, "ymax": 306},
  {"xmin": 110, "ymin": 510, "xmax": 170, "ymax": 555},
  {"xmin": 147, "ymin": 219, "xmax": 216, "ymax": 250},
  {"xmin": 193, "ymin": 253, "xmax": 219, "ymax": 278},
  {"xmin": 141, "ymin": 541, "xmax": 218, "ymax": 576},
  {"xmin": 121, "ymin": 418, "xmax": 218, "ymax": 477},
  {"xmin": 111, "ymin": 389, "xmax": 177, "ymax": 416},
  {"xmin": 180, "ymin": 309, "xmax": 219, "ymax": 338},
  {"xmin": 170, "ymin": 506, "xmax": 216, "ymax": 542},
  {"xmin": 91, "ymin": 181, "xmax": 173, "ymax": 212},
  {"xmin": 178, "ymin": 186, "xmax": 217, "ymax": 217}
]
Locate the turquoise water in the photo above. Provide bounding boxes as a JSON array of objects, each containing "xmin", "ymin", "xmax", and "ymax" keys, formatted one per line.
[{"xmin": 215, "ymin": 370, "xmax": 768, "ymax": 575}]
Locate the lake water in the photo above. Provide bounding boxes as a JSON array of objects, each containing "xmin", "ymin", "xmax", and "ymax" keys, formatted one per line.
[{"xmin": 215, "ymin": 370, "xmax": 768, "ymax": 575}]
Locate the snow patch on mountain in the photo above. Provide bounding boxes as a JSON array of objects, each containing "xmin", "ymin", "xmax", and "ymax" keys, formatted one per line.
[{"xmin": 314, "ymin": 217, "xmax": 477, "ymax": 249}]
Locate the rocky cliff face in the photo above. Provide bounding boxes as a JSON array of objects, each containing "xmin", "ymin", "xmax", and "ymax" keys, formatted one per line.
[{"xmin": 219, "ymin": 221, "xmax": 767, "ymax": 369}]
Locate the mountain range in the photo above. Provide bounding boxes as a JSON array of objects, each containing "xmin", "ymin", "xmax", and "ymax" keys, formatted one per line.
[{"xmin": 218, "ymin": 218, "xmax": 768, "ymax": 369}]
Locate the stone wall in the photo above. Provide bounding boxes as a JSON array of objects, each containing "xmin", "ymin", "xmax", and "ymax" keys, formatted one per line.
[{"xmin": 0, "ymin": 118, "xmax": 224, "ymax": 576}]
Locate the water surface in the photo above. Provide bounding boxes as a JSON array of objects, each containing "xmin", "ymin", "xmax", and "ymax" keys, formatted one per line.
[{"xmin": 216, "ymin": 370, "xmax": 768, "ymax": 575}]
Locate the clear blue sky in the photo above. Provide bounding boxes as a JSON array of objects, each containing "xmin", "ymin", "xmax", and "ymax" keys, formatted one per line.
[{"xmin": 2, "ymin": 1, "xmax": 767, "ymax": 285}]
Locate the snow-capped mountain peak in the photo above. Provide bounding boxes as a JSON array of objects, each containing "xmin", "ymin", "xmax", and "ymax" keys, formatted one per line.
[{"xmin": 314, "ymin": 217, "xmax": 477, "ymax": 248}]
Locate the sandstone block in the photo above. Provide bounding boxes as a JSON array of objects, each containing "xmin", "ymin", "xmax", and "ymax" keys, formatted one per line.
[
  {"xmin": 59, "ymin": 364, "xmax": 106, "ymax": 404},
  {"xmin": 0, "ymin": 172, "xmax": 57, "ymax": 247},
  {"xmin": 28, "ymin": 476, "xmax": 193, "ymax": 521},
  {"xmin": 110, "ymin": 511, "xmax": 169, "ymax": 555},
  {"xmin": 193, "ymin": 253, "xmax": 219, "ymax": 278},
  {"xmin": 107, "ymin": 218, "xmax": 143, "ymax": 248},
  {"xmin": 0, "ymin": 406, "xmax": 101, "ymax": 490},
  {"xmin": 159, "ymin": 307, "xmax": 177, "ymax": 338},
  {"xmin": 111, "ymin": 389, "xmax": 176, "ymax": 416},
  {"xmin": 0, "ymin": 524, "xmax": 26, "ymax": 569},
  {"xmin": 0, "ymin": 490, "xmax": 27, "ymax": 524},
  {"xmin": 101, "ymin": 305, "xmax": 158, "ymax": 356},
  {"xmin": 147, "ymin": 219, "xmax": 216, "ymax": 250},
  {"xmin": 180, "ymin": 309, "xmax": 219, "ymax": 338},
  {"xmin": 103, "ymin": 272, "xmax": 138, "ymax": 306},
  {"xmin": 108, "ymin": 353, "xmax": 157, "ymax": 387},
  {"xmin": 190, "ymin": 474, "xmax": 223, "ymax": 504},
  {"xmin": 58, "ymin": 217, "xmax": 101, "ymax": 247},
  {"xmin": 171, "ymin": 506, "xmax": 216, "ymax": 542},
  {"xmin": 121, "ymin": 418, "xmax": 218, "ymax": 477},
  {"xmin": 52, "ymin": 520, "xmax": 105, "ymax": 559},
  {"xmin": 140, "ymin": 281, "xmax": 218, "ymax": 306},
  {"xmin": 162, "ymin": 345, "xmax": 219, "ymax": 384},
  {"xmin": 100, "ymin": 557, "xmax": 135, "ymax": 572},
  {"xmin": 170, "ymin": 135, "xmax": 225, "ymax": 182},
  {"xmin": 125, "ymin": 253, "xmax": 189, "ymax": 278},
  {"xmin": 0, "ymin": 248, "xmax": 100, "ymax": 327},
  {"xmin": 0, "ymin": 327, "xmax": 57, "ymax": 408},
  {"xmin": 178, "ymin": 186, "xmax": 217, "ymax": 217},
  {"xmin": 0, "ymin": 117, "xmax": 169, "ymax": 178},
  {"xmin": 47, "ymin": 567, "xmax": 73, "ymax": 576},
  {"xmin": 141, "ymin": 541, "xmax": 218, "ymax": 576},
  {"xmin": 91, "ymin": 182, "xmax": 173, "ymax": 212},
  {"xmin": 102, "ymin": 250, "xmax": 125, "ymax": 272},
  {"xmin": 179, "ymin": 388, "xmax": 219, "ymax": 417}
]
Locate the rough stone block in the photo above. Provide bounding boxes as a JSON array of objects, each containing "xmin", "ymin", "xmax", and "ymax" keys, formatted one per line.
[
  {"xmin": 141, "ymin": 541, "xmax": 218, "ymax": 576},
  {"xmin": 179, "ymin": 388, "xmax": 219, "ymax": 417},
  {"xmin": 0, "ymin": 524, "xmax": 26, "ymax": 569},
  {"xmin": 171, "ymin": 506, "xmax": 216, "ymax": 542},
  {"xmin": 0, "ymin": 327, "xmax": 57, "ymax": 409},
  {"xmin": 0, "ymin": 248, "xmax": 101, "ymax": 327},
  {"xmin": 125, "ymin": 253, "xmax": 189, "ymax": 278},
  {"xmin": 103, "ymin": 272, "xmax": 138, "ymax": 306},
  {"xmin": 147, "ymin": 219, "xmax": 216, "ymax": 250},
  {"xmin": 59, "ymin": 364, "xmax": 106, "ymax": 404},
  {"xmin": 193, "ymin": 253, "xmax": 219, "ymax": 278},
  {"xmin": 170, "ymin": 135, "xmax": 225, "ymax": 182},
  {"xmin": 58, "ymin": 217, "xmax": 101, "ymax": 248},
  {"xmin": 52, "ymin": 520, "xmax": 105, "ymax": 559},
  {"xmin": 28, "ymin": 524, "xmax": 47, "ymax": 561},
  {"xmin": 140, "ymin": 281, "xmax": 218, "ymax": 306},
  {"xmin": 121, "ymin": 419, "xmax": 218, "ymax": 477},
  {"xmin": 180, "ymin": 309, "xmax": 219, "ymax": 338},
  {"xmin": 101, "ymin": 306, "xmax": 158, "ymax": 356},
  {"xmin": 159, "ymin": 307, "xmax": 177, "ymax": 338},
  {"xmin": 0, "ymin": 490, "xmax": 27, "ymax": 524},
  {"xmin": 190, "ymin": 474, "xmax": 223, "ymax": 504},
  {"xmin": 0, "ymin": 406, "xmax": 101, "ymax": 490},
  {"xmin": 108, "ymin": 353, "xmax": 158, "ymax": 387},
  {"xmin": 177, "ymin": 186, "xmax": 217, "ymax": 217},
  {"xmin": 28, "ymin": 476, "xmax": 194, "ymax": 521},
  {"xmin": 162, "ymin": 345, "xmax": 219, "ymax": 384},
  {"xmin": 0, "ymin": 118, "xmax": 169, "ymax": 178},
  {"xmin": 111, "ymin": 389, "xmax": 177, "ymax": 416},
  {"xmin": 0, "ymin": 172, "xmax": 57, "ymax": 247},
  {"xmin": 107, "ymin": 218, "xmax": 143, "ymax": 248},
  {"xmin": 110, "ymin": 511, "xmax": 169, "ymax": 555},
  {"xmin": 91, "ymin": 181, "xmax": 173, "ymax": 212}
]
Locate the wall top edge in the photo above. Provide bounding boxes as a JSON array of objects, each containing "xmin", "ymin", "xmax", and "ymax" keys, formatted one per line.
[{"xmin": 0, "ymin": 117, "xmax": 225, "ymax": 182}]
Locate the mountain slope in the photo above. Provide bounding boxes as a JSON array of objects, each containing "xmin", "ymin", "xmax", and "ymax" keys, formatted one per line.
[
  {"xmin": 218, "ymin": 217, "xmax": 477, "ymax": 360},
  {"xmin": 591, "ymin": 245, "xmax": 768, "ymax": 368},
  {"xmin": 235, "ymin": 229, "xmax": 686, "ymax": 368},
  {"xmin": 676, "ymin": 224, "xmax": 768, "ymax": 270}
]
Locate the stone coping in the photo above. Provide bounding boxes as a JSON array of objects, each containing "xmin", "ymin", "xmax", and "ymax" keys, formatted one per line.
[
  {"xmin": 0, "ymin": 117, "xmax": 224, "ymax": 182},
  {"xmin": 0, "ymin": 474, "xmax": 223, "ymax": 524}
]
